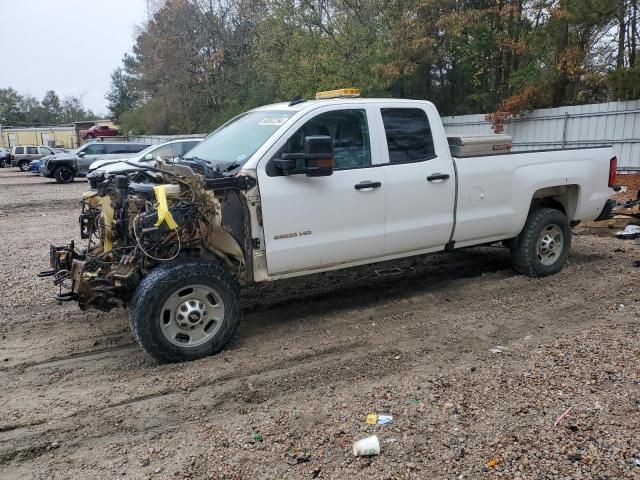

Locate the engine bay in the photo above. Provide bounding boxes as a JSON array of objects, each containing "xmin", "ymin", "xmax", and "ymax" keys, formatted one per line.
[{"xmin": 42, "ymin": 161, "xmax": 248, "ymax": 311}]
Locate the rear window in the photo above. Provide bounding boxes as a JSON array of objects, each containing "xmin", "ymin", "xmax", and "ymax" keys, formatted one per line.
[
  {"xmin": 127, "ymin": 144, "xmax": 148, "ymax": 153},
  {"xmin": 381, "ymin": 108, "xmax": 436, "ymax": 163},
  {"xmin": 14, "ymin": 147, "xmax": 24, "ymax": 154}
]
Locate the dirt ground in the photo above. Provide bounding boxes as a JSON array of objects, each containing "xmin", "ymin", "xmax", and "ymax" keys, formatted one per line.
[{"xmin": 0, "ymin": 169, "xmax": 638, "ymax": 480}]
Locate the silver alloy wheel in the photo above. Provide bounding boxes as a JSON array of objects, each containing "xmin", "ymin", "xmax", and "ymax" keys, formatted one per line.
[
  {"xmin": 536, "ymin": 224, "xmax": 564, "ymax": 266},
  {"xmin": 160, "ymin": 284, "xmax": 225, "ymax": 348}
]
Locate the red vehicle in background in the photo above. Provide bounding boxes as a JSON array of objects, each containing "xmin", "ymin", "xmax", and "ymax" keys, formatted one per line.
[{"xmin": 80, "ymin": 125, "xmax": 119, "ymax": 139}]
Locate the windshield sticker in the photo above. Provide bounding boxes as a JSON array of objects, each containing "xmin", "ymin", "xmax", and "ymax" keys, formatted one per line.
[{"xmin": 258, "ymin": 117, "xmax": 288, "ymax": 126}]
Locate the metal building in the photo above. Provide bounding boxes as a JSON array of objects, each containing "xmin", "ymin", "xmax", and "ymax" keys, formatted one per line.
[{"xmin": 442, "ymin": 100, "xmax": 640, "ymax": 170}]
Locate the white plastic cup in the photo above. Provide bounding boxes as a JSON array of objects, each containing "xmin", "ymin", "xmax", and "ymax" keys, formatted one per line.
[{"xmin": 352, "ymin": 435, "xmax": 380, "ymax": 456}]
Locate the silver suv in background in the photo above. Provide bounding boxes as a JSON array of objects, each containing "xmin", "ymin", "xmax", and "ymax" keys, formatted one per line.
[
  {"xmin": 41, "ymin": 141, "xmax": 149, "ymax": 183},
  {"xmin": 10, "ymin": 145, "xmax": 55, "ymax": 171}
]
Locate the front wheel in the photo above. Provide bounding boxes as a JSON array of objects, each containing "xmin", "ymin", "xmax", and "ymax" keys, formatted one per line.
[
  {"xmin": 510, "ymin": 208, "xmax": 571, "ymax": 277},
  {"xmin": 129, "ymin": 259, "xmax": 241, "ymax": 363},
  {"xmin": 53, "ymin": 165, "xmax": 75, "ymax": 183}
]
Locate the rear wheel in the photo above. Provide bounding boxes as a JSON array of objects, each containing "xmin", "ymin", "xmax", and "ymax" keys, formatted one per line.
[
  {"xmin": 18, "ymin": 161, "xmax": 30, "ymax": 172},
  {"xmin": 129, "ymin": 259, "xmax": 241, "ymax": 363},
  {"xmin": 53, "ymin": 165, "xmax": 75, "ymax": 183},
  {"xmin": 510, "ymin": 208, "xmax": 571, "ymax": 277}
]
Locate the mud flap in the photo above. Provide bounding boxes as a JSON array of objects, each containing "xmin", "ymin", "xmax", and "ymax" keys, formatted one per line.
[{"xmin": 594, "ymin": 199, "xmax": 615, "ymax": 221}]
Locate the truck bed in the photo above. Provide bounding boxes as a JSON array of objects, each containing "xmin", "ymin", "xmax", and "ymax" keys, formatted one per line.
[{"xmin": 451, "ymin": 145, "xmax": 613, "ymax": 248}]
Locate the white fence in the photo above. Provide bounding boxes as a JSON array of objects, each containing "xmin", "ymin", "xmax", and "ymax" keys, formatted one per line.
[{"xmin": 441, "ymin": 100, "xmax": 640, "ymax": 170}]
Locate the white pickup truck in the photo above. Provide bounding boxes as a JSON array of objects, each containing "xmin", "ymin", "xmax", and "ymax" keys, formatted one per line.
[{"xmin": 42, "ymin": 90, "xmax": 616, "ymax": 362}]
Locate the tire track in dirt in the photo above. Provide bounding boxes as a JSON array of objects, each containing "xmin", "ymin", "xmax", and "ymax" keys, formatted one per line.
[
  {"xmin": 12, "ymin": 343, "xmax": 139, "ymax": 371},
  {"xmin": 1, "ymin": 248, "xmax": 515, "ymax": 371},
  {"xmin": 0, "ymin": 263, "xmax": 629, "ymax": 466},
  {"xmin": 0, "ymin": 244, "xmax": 617, "ymax": 417},
  {"xmin": 0, "ymin": 340, "xmax": 373, "ymax": 458}
]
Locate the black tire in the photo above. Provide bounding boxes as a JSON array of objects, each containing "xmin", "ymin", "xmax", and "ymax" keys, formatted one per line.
[
  {"xmin": 510, "ymin": 208, "xmax": 571, "ymax": 277},
  {"xmin": 18, "ymin": 161, "xmax": 30, "ymax": 172},
  {"xmin": 53, "ymin": 165, "xmax": 75, "ymax": 184},
  {"xmin": 129, "ymin": 258, "xmax": 241, "ymax": 363}
]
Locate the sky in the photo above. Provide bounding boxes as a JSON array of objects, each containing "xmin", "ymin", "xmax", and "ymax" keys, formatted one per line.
[{"xmin": 0, "ymin": 0, "xmax": 149, "ymax": 115}]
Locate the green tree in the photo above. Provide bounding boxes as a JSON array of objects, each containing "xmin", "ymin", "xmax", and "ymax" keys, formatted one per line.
[
  {"xmin": 108, "ymin": 0, "xmax": 640, "ymax": 134},
  {"xmin": 0, "ymin": 88, "xmax": 24, "ymax": 124},
  {"xmin": 41, "ymin": 90, "xmax": 62, "ymax": 123},
  {"xmin": 106, "ymin": 67, "xmax": 138, "ymax": 123},
  {"xmin": 59, "ymin": 96, "xmax": 93, "ymax": 123},
  {"xmin": 19, "ymin": 94, "xmax": 49, "ymax": 125}
]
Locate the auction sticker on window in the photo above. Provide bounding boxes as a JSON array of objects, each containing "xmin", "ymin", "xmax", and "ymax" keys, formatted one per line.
[{"xmin": 258, "ymin": 117, "xmax": 289, "ymax": 126}]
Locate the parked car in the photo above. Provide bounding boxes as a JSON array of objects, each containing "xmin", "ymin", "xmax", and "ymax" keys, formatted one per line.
[
  {"xmin": 87, "ymin": 138, "xmax": 203, "ymax": 182},
  {"xmin": 42, "ymin": 91, "xmax": 616, "ymax": 362},
  {"xmin": 41, "ymin": 141, "xmax": 149, "ymax": 183},
  {"xmin": 10, "ymin": 145, "xmax": 55, "ymax": 171},
  {"xmin": 0, "ymin": 147, "xmax": 11, "ymax": 167},
  {"xmin": 80, "ymin": 125, "xmax": 119, "ymax": 140},
  {"xmin": 29, "ymin": 159, "xmax": 42, "ymax": 174}
]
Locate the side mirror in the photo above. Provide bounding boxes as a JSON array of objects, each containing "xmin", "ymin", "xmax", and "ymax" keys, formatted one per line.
[
  {"xmin": 275, "ymin": 135, "xmax": 334, "ymax": 177},
  {"xmin": 144, "ymin": 153, "xmax": 154, "ymax": 161},
  {"xmin": 78, "ymin": 152, "xmax": 86, "ymax": 158}
]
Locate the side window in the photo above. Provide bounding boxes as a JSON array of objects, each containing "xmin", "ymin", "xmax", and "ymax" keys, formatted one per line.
[
  {"xmin": 381, "ymin": 108, "xmax": 435, "ymax": 164},
  {"xmin": 181, "ymin": 141, "xmax": 199, "ymax": 156},
  {"xmin": 170, "ymin": 144, "xmax": 182, "ymax": 158},
  {"xmin": 152, "ymin": 145, "xmax": 174, "ymax": 160},
  {"xmin": 15, "ymin": 147, "xmax": 24, "ymax": 154},
  {"xmin": 27, "ymin": 146, "xmax": 38, "ymax": 154},
  {"xmin": 40, "ymin": 147, "xmax": 53, "ymax": 155},
  {"xmin": 276, "ymin": 109, "xmax": 371, "ymax": 171},
  {"xmin": 83, "ymin": 144, "xmax": 106, "ymax": 155},
  {"xmin": 105, "ymin": 144, "xmax": 130, "ymax": 154}
]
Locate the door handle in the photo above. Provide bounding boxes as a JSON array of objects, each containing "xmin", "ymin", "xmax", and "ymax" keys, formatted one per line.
[
  {"xmin": 354, "ymin": 181, "xmax": 382, "ymax": 190},
  {"xmin": 427, "ymin": 173, "xmax": 450, "ymax": 182}
]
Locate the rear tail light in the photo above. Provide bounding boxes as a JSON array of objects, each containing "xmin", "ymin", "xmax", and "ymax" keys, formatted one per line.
[{"xmin": 608, "ymin": 156, "xmax": 617, "ymax": 188}]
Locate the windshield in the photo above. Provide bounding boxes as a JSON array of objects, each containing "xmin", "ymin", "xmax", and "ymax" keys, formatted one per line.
[{"xmin": 184, "ymin": 110, "xmax": 294, "ymax": 170}]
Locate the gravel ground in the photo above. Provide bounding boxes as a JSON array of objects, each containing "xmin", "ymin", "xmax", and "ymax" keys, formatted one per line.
[{"xmin": 0, "ymin": 168, "xmax": 638, "ymax": 480}]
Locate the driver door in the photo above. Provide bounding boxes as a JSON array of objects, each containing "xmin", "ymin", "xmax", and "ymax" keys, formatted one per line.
[
  {"xmin": 77, "ymin": 143, "xmax": 106, "ymax": 174},
  {"xmin": 257, "ymin": 106, "xmax": 386, "ymax": 276}
]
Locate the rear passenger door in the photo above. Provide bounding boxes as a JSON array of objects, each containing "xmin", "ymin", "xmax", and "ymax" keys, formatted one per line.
[
  {"xmin": 26, "ymin": 146, "xmax": 39, "ymax": 159},
  {"xmin": 379, "ymin": 104, "xmax": 456, "ymax": 255}
]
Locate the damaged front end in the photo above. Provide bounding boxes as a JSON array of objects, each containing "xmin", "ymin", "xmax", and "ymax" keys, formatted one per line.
[{"xmin": 40, "ymin": 162, "xmax": 249, "ymax": 311}]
